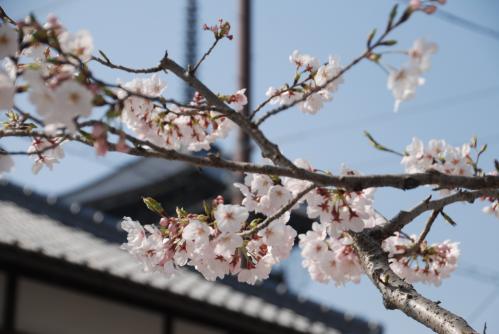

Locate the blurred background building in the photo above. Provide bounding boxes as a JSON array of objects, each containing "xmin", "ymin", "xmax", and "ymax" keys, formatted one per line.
[
  {"xmin": 1, "ymin": 0, "xmax": 499, "ymax": 333},
  {"xmin": 0, "ymin": 177, "xmax": 381, "ymax": 334}
]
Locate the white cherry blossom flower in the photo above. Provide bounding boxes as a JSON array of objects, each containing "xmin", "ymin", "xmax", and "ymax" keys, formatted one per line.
[
  {"xmin": 59, "ymin": 29, "xmax": 94, "ymax": 62},
  {"xmin": 387, "ymin": 66, "xmax": 425, "ymax": 112},
  {"xmin": 0, "ymin": 25, "xmax": 18, "ymax": 59},
  {"xmin": 214, "ymin": 204, "xmax": 248, "ymax": 234},
  {"xmin": 0, "ymin": 153, "xmax": 14, "ymax": 178},
  {"xmin": 289, "ymin": 50, "xmax": 320, "ymax": 72},
  {"xmin": 228, "ymin": 88, "xmax": 248, "ymax": 111},
  {"xmin": 27, "ymin": 137, "xmax": 65, "ymax": 174},
  {"xmin": 409, "ymin": 38, "xmax": 437, "ymax": 72},
  {"xmin": 120, "ymin": 217, "xmax": 146, "ymax": 252},
  {"xmin": 213, "ymin": 233, "xmax": 243, "ymax": 259},
  {"xmin": 0, "ymin": 70, "xmax": 15, "ymax": 110}
]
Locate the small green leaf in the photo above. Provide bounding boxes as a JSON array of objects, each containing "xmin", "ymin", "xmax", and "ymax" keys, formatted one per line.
[
  {"xmin": 143, "ymin": 197, "xmax": 166, "ymax": 216},
  {"xmin": 367, "ymin": 28, "xmax": 377, "ymax": 48},
  {"xmin": 203, "ymin": 200, "xmax": 211, "ymax": 217},
  {"xmin": 98, "ymin": 49, "xmax": 111, "ymax": 63},
  {"xmin": 478, "ymin": 144, "xmax": 488, "ymax": 156},
  {"xmin": 381, "ymin": 39, "xmax": 398, "ymax": 46},
  {"xmin": 440, "ymin": 211, "xmax": 457, "ymax": 226},
  {"xmin": 387, "ymin": 4, "xmax": 398, "ymax": 31}
]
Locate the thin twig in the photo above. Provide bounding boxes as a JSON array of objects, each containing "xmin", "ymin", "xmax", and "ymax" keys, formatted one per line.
[
  {"xmin": 373, "ymin": 190, "xmax": 499, "ymax": 240},
  {"xmin": 91, "ymin": 56, "xmax": 163, "ymax": 74},
  {"xmin": 191, "ymin": 38, "xmax": 221, "ymax": 74},
  {"xmin": 415, "ymin": 209, "xmax": 441, "ymax": 246}
]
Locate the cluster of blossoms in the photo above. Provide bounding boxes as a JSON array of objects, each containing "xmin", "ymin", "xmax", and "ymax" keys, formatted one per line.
[
  {"xmin": 401, "ymin": 137, "xmax": 473, "ymax": 176},
  {"xmin": 0, "ymin": 16, "xmax": 94, "ymax": 172},
  {"xmin": 266, "ymin": 51, "xmax": 344, "ymax": 115},
  {"xmin": 387, "ymin": 38, "xmax": 437, "ymax": 111},
  {"xmin": 121, "ymin": 197, "xmax": 296, "ymax": 284},
  {"xmin": 299, "ymin": 223, "xmax": 364, "ymax": 286},
  {"xmin": 120, "ymin": 76, "xmax": 246, "ymax": 152},
  {"xmin": 299, "ymin": 163, "xmax": 378, "ymax": 236},
  {"xmin": 202, "ymin": 18, "xmax": 233, "ymax": 40},
  {"xmin": 8, "ymin": 15, "xmax": 94, "ymax": 132},
  {"xmin": 383, "ymin": 232, "xmax": 459, "ymax": 286},
  {"xmin": 0, "ymin": 15, "xmax": 248, "ymax": 177},
  {"xmin": 120, "ymin": 156, "xmax": 465, "ymax": 286},
  {"xmin": 234, "ymin": 158, "xmax": 295, "ymax": 216}
]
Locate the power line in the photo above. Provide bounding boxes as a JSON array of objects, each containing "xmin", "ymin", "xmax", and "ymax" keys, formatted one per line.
[
  {"xmin": 468, "ymin": 287, "xmax": 499, "ymax": 322},
  {"xmin": 435, "ymin": 8, "xmax": 499, "ymax": 42},
  {"xmin": 276, "ymin": 85, "xmax": 499, "ymax": 145},
  {"xmin": 397, "ymin": 0, "xmax": 499, "ymax": 42}
]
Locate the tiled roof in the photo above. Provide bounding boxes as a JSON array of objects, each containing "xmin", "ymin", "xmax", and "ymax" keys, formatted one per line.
[{"xmin": 0, "ymin": 180, "xmax": 382, "ymax": 334}]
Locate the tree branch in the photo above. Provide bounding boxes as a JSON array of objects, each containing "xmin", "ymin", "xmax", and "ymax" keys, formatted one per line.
[
  {"xmin": 2, "ymin": 128, "xmax": 499, "ymax": 193},
  {"xmin": 158, "ymin": 57, "xmax": 296, "ymax": 169},
  {"xmin": 351, "ymin": 231, "xmax": 478, "ymax": 334},
  {"xmin": 373, "ymin": 189, "xmax": 499, "ymax": 240},
  {"xmin": 91, "ymin": 55, "xmax": 163, "ymax": 73}
]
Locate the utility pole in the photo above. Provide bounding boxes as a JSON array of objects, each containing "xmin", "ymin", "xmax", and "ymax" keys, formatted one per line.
[
  {"xmin": 233, "ymin": 0, "xmax": 253, "ymax": 202},
  {"xmin": 184, "ymin": 0, "xmax": 198, "ymax": 103}
]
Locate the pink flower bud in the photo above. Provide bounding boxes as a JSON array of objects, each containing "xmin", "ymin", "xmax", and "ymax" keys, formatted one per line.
[
  {"xmin": 212, "ymin": 195, "xmax": 224, "ymax": 207},
  {"xmin": 91, "ymin": 123, "xmax": 106, "ymax": 138},
  {"xmin": 92, "ymin": 124, "xmax": 108, "ymax": 156},
  {"xmin": 409, "ymin": 0, "xmax": 421, "ymax": 10},
  {"xmin": 423, "ymin": 5, "xmax": 437, "ymax": 14},
  {"xmin": 116, "ymin": 134, "xmax": 130, "ymax": 153},
  {"xmin": 94, "ymin": 139, "xmax": 108, "ymax": 156}
]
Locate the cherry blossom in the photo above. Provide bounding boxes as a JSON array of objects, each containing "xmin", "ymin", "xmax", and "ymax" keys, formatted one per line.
[
  {"xmin": 120, "ymin": 77, "xmax": 235, "ymax": 152},
  {"xmin": 409, "ymin": 38, "xmax": 438, "ymax": 72},
  {"xmin": 0, "ymin": 70, "xmax": 15, "ymax": 110},
  {"xmin": 383, "ymin": 233, "xmax": 459, "ymax": 286},
  {"xmin": 387, "ymin": 38, "xmax": 437, "ymax": 111},
  {"xmin": 227, "ymin": 88, "xmax": 248, "ymax": 112},
  {"xmin": 0, "ymin": 153, "xmax": 14, "ymax": 177},
  {"xmin": 266, "ymin": 51, "xmax": 343, "ymax": 115},
  {"xmin": 25, "ymin": 70, "xmax": 94, "ymax": 133},
  {"xmin": 234, "ymin": 160, "xmax": 295, "ymax": 216},
  {"xmin": 27, "ymin": 137, "xmax": 65, "ymax": 174},
  {"xmin": 401, "ymin": 137, "xmax": 473, "ymax": 176},
  {"xmin": 58, "ymin": 29, "xmax": 94, "ymax": 62},
  {"xmin": 214, "ymin": 204, "xmax": 248, "ymax": 234},
  {"xmin": 482, "ymin": 199, "xmax": 499, "ymax": 218},
  {"xmin": 0, "ymin": 24, "xmax": 18, "ymax": 59},
  {"xmin": 299, "ymin": 222, "xmax": 364, "ymax": 286},
  {"xmin": 290, "ymin": 50, "xmax": 320, "ymax": 72},
  {"xmin": 91, "ymin": 123, "xmax": 108, "ymax": 156},
  {"xmin": 304, "ymin": 166, "xmax": 376, "ymax": 237},
  {"xmin": 387, "ymin": 66, "xmax": 425, "ymax": 112}
]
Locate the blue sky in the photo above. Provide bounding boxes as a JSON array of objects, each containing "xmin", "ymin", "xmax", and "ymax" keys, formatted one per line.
[{"xmin": 2, "ymin": 1, "xmax": 499, "ymax": 333}]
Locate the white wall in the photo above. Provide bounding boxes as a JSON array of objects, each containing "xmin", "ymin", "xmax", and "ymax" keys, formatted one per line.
[{"xmin": 16, "ymin": 278, "xmax": 163, "ymax": 334}]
